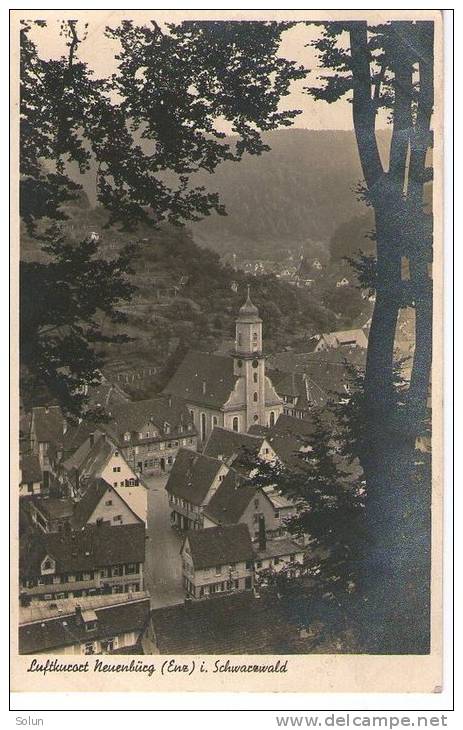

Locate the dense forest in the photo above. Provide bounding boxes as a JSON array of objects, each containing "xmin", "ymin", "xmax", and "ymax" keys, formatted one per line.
[
  {"xmin": 190, "ymin": 129, "xmax": 386, "ymax": 260},
  {"xmin": 38, "ymin": 128, "xmax": 383, "ymax": 263}
]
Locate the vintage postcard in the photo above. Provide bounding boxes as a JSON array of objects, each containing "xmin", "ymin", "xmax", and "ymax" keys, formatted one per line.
[{"xmin": 10, "ymin": 9, "xmax": 444, "ymax": 695}]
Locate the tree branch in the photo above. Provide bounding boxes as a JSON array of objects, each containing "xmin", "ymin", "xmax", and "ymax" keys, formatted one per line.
[{"xmin": 349, "ymin": 22, "xmax": 384, "ymax": 196}]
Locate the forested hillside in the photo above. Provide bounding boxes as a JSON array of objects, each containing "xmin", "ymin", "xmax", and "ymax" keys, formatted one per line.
[{"xmin": 190, "ymin": 129, "xmax": 388, "ymax": 260}]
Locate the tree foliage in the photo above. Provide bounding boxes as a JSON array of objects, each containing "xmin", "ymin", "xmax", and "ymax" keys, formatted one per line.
[{"xmin": 20, "ymin": 19, "xmax": 305, "ymax": 415}]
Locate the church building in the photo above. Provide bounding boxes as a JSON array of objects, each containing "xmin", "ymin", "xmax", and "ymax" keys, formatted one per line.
[{"xmin": 163, "ymin": 291, "xmax": 283, "ymax": 444}]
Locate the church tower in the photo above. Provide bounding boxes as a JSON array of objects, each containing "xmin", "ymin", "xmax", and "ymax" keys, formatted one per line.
[{"xmin": 233, "ymin": 288, "xmax": 267, "ymax": 430}]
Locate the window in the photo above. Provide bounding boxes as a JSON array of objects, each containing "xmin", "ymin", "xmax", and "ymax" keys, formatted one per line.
[
  {"xmin": 245, "ymin": 560, "xmax": 253, "ymax": 570},
  {"xmin": 125, "ymin": 563, "xmax": 138, "ymax": 575},
  {"xmin": 124, "ymin": 433, "xmax": 130, "ymax": 442},
  {"xmin": 290, "ymin": 554, "xmax": 295, "ymax": 561},
  {"xmin": 101, "ymin": 637, "xmax": 116, "ymax": 653},
  {"xmin": 245, "ymin": 576, "xmax": 252, "ymax": 589},
  {"xmin": 43, "ymin": 559, "xmax": 52, "ymax": 570},
  {"xmin": 232, "ymin": 417, "xmax": 239, "ymax": 432},
  {"xmin": 113, "ymin": 515, "xmax": 122, "ymax": 523},
  {"xmin": 269, "ymin": 411, "xmax": 275, "ymax": 427},
  {"xmin": 256, "ymin": 560, "xmax": 262, "ymax": 568},
  {"xmin": 82, "ymin": 641, "xmax": 96, "ymax": 655},
  {"xmin": 215, "ymin": 566, "xmax": 222, "ymax": 576},
  {"xmin": 274, "ymin": 558, "xmax": 281, "ymax": 566},
  {"xmin": 112, "ymin": 466, "xmax": 121, "ymax": 473},
  {"xmin": 105, "ymin": 499, "xmax": 113, "ymax": 506},
  {"xmin": 114, "ymin": 451, "xmax": 119, "ymax": 457},
  {"xmin": 212, "ymin": 416, "xmax": 218, "ymax": 428},
  {"xmin": 253, "ymin": 415, "xmax": 259, "ymax": 422},
  {"xmin": 274, "ymin": 510, "xmax": 280, "ymax": 519},
  {"xmin": 254, "ymin": 498, "xmax": 259, "ymax": 508},
  {"xmin": 189, "ymin": 410, "xmax": 194, "ymax": 422},
  {"xmin": 201, "ymin": 413, "xmax": 207, "ymax": 442},
  {"xmin": 237, "ymin": 333, "xmax": 242, "ymax": 347},
  {"xmin": 253, "ymin": 372, "xmax": 258, "ymax": 383}
]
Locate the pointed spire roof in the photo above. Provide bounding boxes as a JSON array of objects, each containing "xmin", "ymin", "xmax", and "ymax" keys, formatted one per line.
[{"xmin": 238, "ymin": 286, "xmax": 260, "ymax": 320}]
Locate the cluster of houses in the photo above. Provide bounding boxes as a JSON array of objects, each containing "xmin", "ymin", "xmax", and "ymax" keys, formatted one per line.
[{"xmin": 18, "ymin": 293, "xmax": 366, "ymax": 656}]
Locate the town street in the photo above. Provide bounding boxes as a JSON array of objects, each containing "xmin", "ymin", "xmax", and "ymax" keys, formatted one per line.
[{"xmin": 143, "ymin": 473, "xmax": 185, "ymax": 609}]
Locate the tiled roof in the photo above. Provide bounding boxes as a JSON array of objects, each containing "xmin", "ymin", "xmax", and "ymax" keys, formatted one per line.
[
  {"xmin": 86, "ymin": 379, "xmax": 130, "ymax": 409},
  {"xmin": 150, "ymin": 587, "xmax": 321, "ymax": 654},
  {"xmin": 20, "ymin": 454, "xmax": 42, "ymax": 484},
  {"xmin": 20, "ymin": 523, "xmax": 146, "ymax": 578},
  {"xmin": 271, "ymin": 414, "xmax": 315, "ymax": 439},
  {"xmin": 72, "ymin": 479, "xmax": 142, "ymax": 528},
  {"xmin": 30, "ymin": 496, "xmax": 74, "ymax": 521},
  {"xmin": 250, "ymin": 415, "xmax": 315, "ymax": 472},
  {"xmin": 62, "ymin": 432, "xmax": 112, "ymax": 477},
  {"xmin": 204, "ymin": 427, "xmax": 265, "ymax": 470},
  {"xmin": 203, "ymin": 470, "xmax": 260, "ymax": 526},
  {"xmin": 322, "ymin": 329, "xmax": 368, "ymax": 347},
  {"xmin": 165, "ymin": 449, "xmax": 223, "ymax": 506},
  {"xmin": 184, "ymin": 523, "xmax": 254, "ymax": 570},
  {"xmin": 262, "ymin": 486, "xmax": 295, "ymax": 511},
  {"xmin": 60, "ymin": 421, "xmax": 98, "ymax": 461},
  {"xmin": 267, "ymin": 349, "xmax": 365, "ymax": 405},
  {"xmin": 162, "ymin": 350, "xmax": 238, "ymax": 409},
  {"xmin": 31, "ymin": 406, "xmax": 65, "ymax": 444},
  {"xmin": 107, "ymin": 395, "xmax": 194, "ymax": 438},
  {"xmin": 274, "ymin": 372, "xmax": 303, "ymax": 398},
  {"xmin": 255, "ymin": 537, "xmax": 303, "ymax": 560},
  {"xmin": 19, "ymin": 593, "xmax": 150, "ymax": 654}
]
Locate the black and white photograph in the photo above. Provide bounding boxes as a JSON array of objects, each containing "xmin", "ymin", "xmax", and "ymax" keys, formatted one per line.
[{"xmin": 10, "ymin": 8, "xmax": 445, "ymax": 696}]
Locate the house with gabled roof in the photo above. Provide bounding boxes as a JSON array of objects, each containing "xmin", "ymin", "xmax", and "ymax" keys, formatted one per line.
[
  {"xmin": 165, "ymin": 448, "xmax": 229, "ymax": 530},
  {"xmin": 162, "ymin": 294, "xmax": 283, "ymax": 443},
  {"xmin": 314, "ymin": 329, "xmax": 368, "ymax": 352},
  {"xmin": 203, "ymin": 426, "xmax": 277, "ymax": 476},
  {"xmin": 181, "ymin": 524, "xmax": 255, "ymax": 599},
  {"xmin": 202, "ymin": 469, "xmax": 282, "ymax": 539},
  {"xmin": 61, "ymin": 431, "xmax": 147, "ymax": 523},
  {"xmin": 272, "ymin": 372, "xmax": 315, "ymax": 419},
  {"xmin": 105, "ymin": 395, "xmax": 197, "ymax": 476},
  {"xmin": 19, "ymin": 522, "xmax": 146, "ymax": 603},
  {"xmin": 28, "ymin": 479, "xmax": 144, "ymax": 533}
]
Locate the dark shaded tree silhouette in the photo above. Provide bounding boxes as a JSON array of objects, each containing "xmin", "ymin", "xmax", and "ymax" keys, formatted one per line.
[
  {"xmin": 20, "ymin": 19, "xmax": 305, "ymax": 415},
  {"xmin": 304, "ymin": 20, "xmax": 434, "ymax": 652}
]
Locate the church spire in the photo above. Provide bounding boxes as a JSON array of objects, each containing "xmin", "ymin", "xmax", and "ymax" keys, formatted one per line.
[{"xmin": 238, "ymin": 286, "xmax": 260, "ymax": 320}]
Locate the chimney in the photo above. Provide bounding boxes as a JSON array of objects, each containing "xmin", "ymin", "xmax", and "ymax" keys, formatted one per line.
[
  {"xmin": 202, "ymin": 380, "xmax": 206, "ymax": 395},
  {"xmin": 89, "ymin": 432, "xmax": 95, "ymax": 448},
  {"xmin": 75, "ymin": 604, "xmax": 83, "ymax": 621},
  {"xmin": 258, "ymin": 514, "xmax": 266, "ymax": 551}
]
